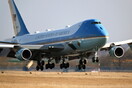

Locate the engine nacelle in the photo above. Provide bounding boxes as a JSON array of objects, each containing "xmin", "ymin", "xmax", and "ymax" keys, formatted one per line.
[
  {"xmin": 109, "ymin": 46, "xmax": 124, "ymax": 58},
  {"xmin": 15, "ymin": 48, "xmax": 32, "ymax": 61}
]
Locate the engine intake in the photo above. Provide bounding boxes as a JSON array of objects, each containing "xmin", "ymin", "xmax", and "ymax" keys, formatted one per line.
[
  {"xmin": 15, "ymin": 48, "xmax": 32, "ymax": 61},
  {"xmin": 109, "ymin": 46, "xmax": 124, "ymax": 58}
]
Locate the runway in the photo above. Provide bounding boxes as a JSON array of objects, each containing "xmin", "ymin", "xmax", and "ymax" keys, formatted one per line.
[{"xmin": 0, "ymin": 71, "xmax": 132, "ymax": 88}]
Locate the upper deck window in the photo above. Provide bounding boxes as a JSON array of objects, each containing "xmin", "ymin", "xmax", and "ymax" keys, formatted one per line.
[{"xmin": 91, "ymin": 22, "xmax": 101, "ymax": 24}]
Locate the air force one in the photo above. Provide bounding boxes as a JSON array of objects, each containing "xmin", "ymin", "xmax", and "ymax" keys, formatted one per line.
[{"xmin": 0, "ymin": 0, "xmax": 132, "ymax": 71}]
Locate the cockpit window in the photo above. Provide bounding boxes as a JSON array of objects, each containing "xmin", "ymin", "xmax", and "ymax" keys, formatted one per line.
[{"xmin": 91, "ymin": 22, "xmax": 101, "ymax": 24}]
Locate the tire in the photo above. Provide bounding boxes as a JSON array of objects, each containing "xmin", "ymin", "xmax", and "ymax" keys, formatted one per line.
[
  {"xmin": 66, "ymin": 63, "xmax": 69, "ymax": 68},
  {"xmin": 96, "ymin": 57, "xmax": 99, "ymax": 63},
  {"xmin": 84, "ymin": 59, "xmax": 87, "ymax": 64},
  {"xmin": 36, "ymin": 65, "xmax": 39, "ymax": 71},
  {"xmin": 41, "ymin": 60, "xmax": 45, "ymax": 66},
  {"xmin": 82, "ymin": 65, "xmax": 86, "ymax": 69},
  {"xmin": 64, "ymin": 63, "xmax": 67, "ymax": 69},
  {"xmin": 79, "ymin": 60, "xmax": 83, "ymax": 65},
  {"xmin": 78, "ymin": 65, "xmax": 81, "ymax": 70},
  {"xmin": 52, "ymin": 63, "xmax": 55, "ymax": 68},
  {"xmin": 40, "ymin": 66, "xmax": 44, "ymax": 71},
  {"xmin": 92, "ymin": 57, "xmax": 95, "ymax": 63},
  {"xmin": 60, "ymin": 64, "xmax": 63, "ymax": 69},
  {"xmin": 50, "ymin": 64, "xmax": 53, "ymax": 69},
  {"xmin": 45, "ymin": 64, "xmax": 49, "ymax": 69}
]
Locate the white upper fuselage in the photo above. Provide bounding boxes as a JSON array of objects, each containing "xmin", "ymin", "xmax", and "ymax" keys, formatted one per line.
[{"xmin": 12, "ymin": 22, "xmax": 83, "ymax": 44}]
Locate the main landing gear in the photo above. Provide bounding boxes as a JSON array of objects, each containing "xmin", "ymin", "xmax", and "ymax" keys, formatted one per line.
[
  {"xmin": 45, "ymin": 59, "xmax": 55, "ymax": 69},
  {"xmin": 36, "ymin": 60, "xmax": 45, "ymax": 71},
  {"xmin": 77, "ymin": 58, "xmax": 87, "ymax": 70},
  {"xmin": 36, "ymin": 58, "xmax": 56, "ymax": 71},
  {"xmin": 60, "ymin": 58, "xmax": 69, "ymax": 69}
]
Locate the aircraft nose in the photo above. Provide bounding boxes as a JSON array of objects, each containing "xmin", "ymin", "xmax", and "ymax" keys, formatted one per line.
[
  {"xmin": 98, "ymin": 26, "xmax": 109, "ymax": 37},
  {"xmin": 95, "ymin": 25, "xmax": 109, "ymax": 44},
  {"xmin": 96, "ymin": 26, "xmax": 109, "ymax": 47}
]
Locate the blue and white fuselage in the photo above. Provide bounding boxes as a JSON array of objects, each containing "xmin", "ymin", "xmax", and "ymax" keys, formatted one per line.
[{"xmin": 12, "ymin": 19, "xmax": 109, "ymax": 56}]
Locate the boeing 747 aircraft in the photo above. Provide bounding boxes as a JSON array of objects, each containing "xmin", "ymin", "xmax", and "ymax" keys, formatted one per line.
[{"xmin": 0, "ymin": 0, "xmax": 132, "ymax": 71}]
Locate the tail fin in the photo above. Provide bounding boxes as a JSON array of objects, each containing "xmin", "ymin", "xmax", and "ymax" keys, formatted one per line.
[{"xmin": 8, "ymin": 0, "xmax": 29, "ymax": 36}]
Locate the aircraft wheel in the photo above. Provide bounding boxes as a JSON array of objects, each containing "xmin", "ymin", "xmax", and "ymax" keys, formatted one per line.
[
  {"xmin": 78, "ymin": 65, "xmax": 81, "ymax": 70},
  {"xmin": 64, "ymin": 63, "xmax": 69, "ymax": 68},
  {"xmin": 92, "ymin": 57, "xmax": 99, "ymax": 63},
  {"xmin": 64, "ymin": 63, "xmax": 67, "ymax": 69},
  {"xmin": 84, "ymin": 59, "xmax": 87, "ymax": 64},
  {"xmin": 49, "ymin": 64, "xmax": 53, "ymax": 69},
  {"xmin": 40, "ymin": 66, "xmax": 44, "ymax": 71},
  {"xmin": 41, "ymin": 60, "xmax": 45, "ymax": 66},
  {"xmin": 36, "ymin": 65, "xmax": 40, "ymax": 71},
  {"xmin": 92, "ymin": 57, "xmax": 95, "ymax": 63},
  {"xmin": 96, "ymin": 57, "xmax": 99, "ymax": 63},
  {"xmin": 82, "ymin": 65, "xmax": 86, "ymax": 69},
  {"xmin": 45, "ymin": 64, "xmax": 49, "ymax": 69},
  {"xmin": 66, "ymin": 63, "xmax": 69, "ymax": 68},
  {"xmin": 60, "ymin": 64, "xmax": 63, "ymax": 69},
  {"xmin": 79, "ymin": 60, "xmax": 83, "ymax": 65},
  {"xmin": 52, "ymin": 63, "xmax": 55, "ymax": 68}
]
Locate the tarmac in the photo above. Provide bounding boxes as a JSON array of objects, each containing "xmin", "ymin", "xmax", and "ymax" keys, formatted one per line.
[{"xmin": 0, "ymin": 71, "xmax": 132, "ymax": 88}]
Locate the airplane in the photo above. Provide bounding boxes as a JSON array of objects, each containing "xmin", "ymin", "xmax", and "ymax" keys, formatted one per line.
[{"xmin": 0, "ymin": 0, "xmax": 132, "ymax": 71}]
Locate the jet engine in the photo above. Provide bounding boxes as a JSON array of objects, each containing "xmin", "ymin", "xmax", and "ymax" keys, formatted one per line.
[
  {"xmin": 109, "ymin": 46, "xmax": 124, "ymax": 58},
  {"xmin": 15, "ymin": 48, "xmax": 32, "ymax": 61}
]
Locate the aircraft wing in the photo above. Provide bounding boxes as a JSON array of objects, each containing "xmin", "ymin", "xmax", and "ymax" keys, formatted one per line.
[
  {"xmin": 99, "ymin": 39, "xmax": 132, "ymax": 58},
  {"xmin": 0, "ymin": 43, "xmax": 14, "ymax": 57},
  {"xmin": 19, "ymin": 44, "xmax": 64, "ymax": 51},
  {"xmin": 0, "ymin": 40, "xmax": 64, "ymax": 50},
  {"xmin": 0, "ymin": 39, "xmax": 132, "ymax": 60},
  {"xmin": 101, "ymin": 39, "xmax": 132, "ymax": 50},
  {"xmin": 0, "ymin": 42, "xmax": 65, "ymax": 59}
]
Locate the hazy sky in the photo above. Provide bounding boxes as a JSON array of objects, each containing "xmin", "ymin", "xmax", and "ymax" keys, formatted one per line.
[{"xmin": 0, "ymin": 0, "xmax": 132, "ymax": 42}]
